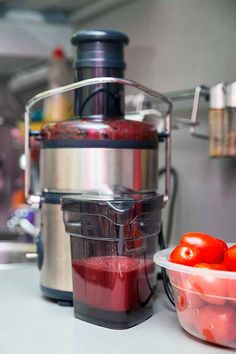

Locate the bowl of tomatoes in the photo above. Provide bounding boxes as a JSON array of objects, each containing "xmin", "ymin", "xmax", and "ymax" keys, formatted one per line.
[{"xmin": 154, "ymin": 232, "xmax": 236, "ymax": 349}]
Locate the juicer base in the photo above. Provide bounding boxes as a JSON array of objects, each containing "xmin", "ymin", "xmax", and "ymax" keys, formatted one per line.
[{"xmin": 41, "ymin": 285, "xmax": 73, "ymax": 305}]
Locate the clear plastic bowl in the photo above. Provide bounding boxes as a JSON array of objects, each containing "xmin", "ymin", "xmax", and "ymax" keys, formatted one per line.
[{"xmin": 154, "ymin": 247, "xmax": 236, "ymax": 349}]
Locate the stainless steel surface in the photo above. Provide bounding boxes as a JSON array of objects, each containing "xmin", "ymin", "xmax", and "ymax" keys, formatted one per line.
[
  {"xmin": 0, "ymin": 241, "xmax": 36, "ymax": 264},
  {"xmin": 25, "ymin": 76, "xmax": 172, "ymax": 201},
  {"xmin": 40, "ymin": 148, "xmax": 158, "ymax": 193},
  {"xmin": 41, "ymin": 203, "xmax": 72, "ymax": 292}
]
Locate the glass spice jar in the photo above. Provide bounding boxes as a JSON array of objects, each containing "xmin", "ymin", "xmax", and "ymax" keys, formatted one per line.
[
  {"xmin": 226, "ymin": 82, "xmax": 236, "ymax": 157},
  {"xmin": 209, "ymin": 83, "xmax": 227, "ymax": 158}
]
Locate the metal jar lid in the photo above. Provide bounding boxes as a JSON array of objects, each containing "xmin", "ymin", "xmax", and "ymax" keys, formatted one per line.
[
  {"xmin": 226, "ymin": 82, "xmax": 236, "ymax": 107},
  {"xmin": 210, "ymin": 82, "xmax": 226, "ymax": 109}
]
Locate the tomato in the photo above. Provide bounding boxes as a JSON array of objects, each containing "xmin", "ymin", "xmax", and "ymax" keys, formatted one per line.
[
  {"xmin": 178, "ymin": 306, "xmax": 199, "ymax": 330},
  {"xmin": 224, "ymin": 245, "xmax": 236, "ymax": 271},
  {"xmin": 216, "ymin": 238, "xmax": 228, "ymax": 254},
  {"xmin": 228, "ymin": 280, "xmax": 236, "ymax": 307},
  {"xmin": 172, "ymin": 277, "xmax": 205, "ymax": 329},
  {"xmin": 169, "ymin": 245, "xmax": 202, "ymax": 266},
  {"xmin": 194, "ymin": 263, "xmax": 227, "ymax": 271},
  {"xmin": 173, "ymin": 286, "xmax": 188, "ymax": 312},
  {"xmin": 191, "ymin": 263, "xmax": 228, "ymax": 305},
  {"xmin": 195, "ymin": 304, "xmax": 236, "ymax": 344},
  {"xmin": 180, "ymin": 232, "xmax": 226, "ymax": 263},
  {"xmin": 181, "ymin": 277, "xmax": 205, "ymax": 308},
  {"xmin": 168, "ymin": 270, "xmax": 182, "ymax": 288},
  {"xmin": 172, "ymin": 286, "xmax": 197, "ymax": 328},
  {"xmin": 229, "ymin": 281, "xmax": 236, "ymax": 298}
]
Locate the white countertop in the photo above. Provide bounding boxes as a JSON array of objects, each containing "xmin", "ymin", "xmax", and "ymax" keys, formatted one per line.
[{"xmin": 0, "ymin": 265, "xmax": 233, "ymax": 354}]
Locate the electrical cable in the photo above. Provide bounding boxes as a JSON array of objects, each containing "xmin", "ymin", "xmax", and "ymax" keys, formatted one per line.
[
  {"xmin": 156, "ymin": 167, "xmax": 178, "ymax": 306},
  {"xmin": 161, "ymin": 267, "xmax": 175, "ymax": 307},
  {"xmin": 158, "ymin": 166, "xmax": 178, "ymax": 246},
  {"xmin": 158, "ymin": 224, "xmax": 175, "ymax": 307}
]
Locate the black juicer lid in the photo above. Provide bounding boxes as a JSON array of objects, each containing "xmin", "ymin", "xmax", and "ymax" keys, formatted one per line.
[
  {"xmin": 71, "ymin": 29, "xmax": 129, "ymax": 69},
  {"xmin": 61, "ymin": 192, "xmax": 164, "ymax": 226}
]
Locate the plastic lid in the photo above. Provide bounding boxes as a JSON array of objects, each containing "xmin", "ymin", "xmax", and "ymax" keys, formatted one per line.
[
  {"xmin": 71, "ymin": 29, "xmax": 129, "ymax": 45},
  {"xmin": 226, "ymin": 82, "xmax": 236, "ymax": 107},
  {"xmin": 210, "ymin": 82, "xmax": 226, "ymax": 109},
  {"xmin": 61, "ymin": 192, "xmax": 164, "ymax": 211},
  {"xmin": 61, "ymin": 191, "xmax": 164, "ymax": 225}
]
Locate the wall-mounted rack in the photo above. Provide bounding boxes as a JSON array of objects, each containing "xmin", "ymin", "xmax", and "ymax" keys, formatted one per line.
[
  {"xmin": 165, "ymin": 85, "xmax": 209, "ymax": 139},
  {"xmin": 126, "ymin": 84, "xmax": 210, "ymax": 139}
]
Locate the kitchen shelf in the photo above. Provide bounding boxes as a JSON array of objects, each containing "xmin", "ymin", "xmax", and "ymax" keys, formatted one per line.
[{"xmin": 0, "ymin": 18, "xmax": 72, "ymax": 79}]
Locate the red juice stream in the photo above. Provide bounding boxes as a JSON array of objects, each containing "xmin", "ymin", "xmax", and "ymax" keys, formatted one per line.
[{"xmin": 72, "ymin": 256, "xmax": 155, "ymax": 328}]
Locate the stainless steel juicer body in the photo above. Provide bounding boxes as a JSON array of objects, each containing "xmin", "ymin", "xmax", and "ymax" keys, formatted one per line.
[
  {"xmin": 40, "ymin": 147, "xmax": 158, "ymax": 193},
  {"xmin": 40, "ymin": 201, "xmax": 72, "ymax": 298},
  {"xmin": 39, "ymin": 143, "xmax": 158, "ymax": 299},
  {"xmin": 24, "ymin": 77, "xmax": 172, "ymax": 301}
]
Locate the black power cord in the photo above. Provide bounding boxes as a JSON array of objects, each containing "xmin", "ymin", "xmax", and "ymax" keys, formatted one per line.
[
  {"xmin": 156, "ymin": 166, "xmax": 178, "ymax": 306},
  {"xmin": 158, "ymin": 224, "xmax": 175, "ymax": 307},
  {"xmin": 158, "ymin": 166, "xmax": 178, "ymax": 246}
]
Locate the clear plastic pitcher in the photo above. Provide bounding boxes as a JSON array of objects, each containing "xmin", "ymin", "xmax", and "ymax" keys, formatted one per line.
[{"xmin": 61, "ymin": 192, "xmax": 164, "ymax": 329}]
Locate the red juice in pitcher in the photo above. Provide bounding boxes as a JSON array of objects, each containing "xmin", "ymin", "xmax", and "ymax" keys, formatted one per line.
[
  {"xmin": 72, "ymin": 256, "xmax": 155, "ymax": 315},
  {"xmin": 61, "ymin": 193, "xmax": 164, "ymax": 329},
  {"xmin": 72, "ymin": 256, "xmax": 155, "ymax": 329}
]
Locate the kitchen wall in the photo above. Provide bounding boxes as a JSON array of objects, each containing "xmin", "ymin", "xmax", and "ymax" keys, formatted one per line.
[{"xmin": 73, "ymin": 0, "xmax": 236, "ymax": 243}]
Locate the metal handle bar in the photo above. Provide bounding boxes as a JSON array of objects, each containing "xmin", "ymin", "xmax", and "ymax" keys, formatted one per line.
[{"xmin": 24, "ymin": 77, "xmax": 172, "ymax": 205}]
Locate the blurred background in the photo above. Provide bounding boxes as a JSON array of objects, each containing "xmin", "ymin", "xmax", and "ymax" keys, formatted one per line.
[{"xmin": 0, "ymin": 0, "xmax": 235, "ymax": 246}]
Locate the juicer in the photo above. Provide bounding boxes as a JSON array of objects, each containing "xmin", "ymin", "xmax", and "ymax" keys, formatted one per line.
[{"xmin": 24, "ymin": 30, "xmax": 172, "ymax": 302}]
